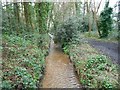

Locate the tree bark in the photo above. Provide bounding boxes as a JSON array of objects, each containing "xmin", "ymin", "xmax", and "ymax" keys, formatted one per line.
[
  {"xmin": 23, "ymin": 2, "xmax": 33, "ymax": 29},
  {"xmin": 86, "ymin": 0, "xmax": 91, "ymax": 33},
  {"xmin": 13, "ymin": 3, "xmax": 20, "ymax": 34},
  {"xmin": 93, "ymin": 0, "xmax": 102, "ymax": 37},
  {"xmin": 35, "ymin": 2, "xmax": 50, "ymax": 34},
  {"xmin": 13, "ymin": 3, "xmax": 20, "ymax": 23},
  {"xmin": 83, "ymin": 0, "xmax": 85, "ymax": 20}
]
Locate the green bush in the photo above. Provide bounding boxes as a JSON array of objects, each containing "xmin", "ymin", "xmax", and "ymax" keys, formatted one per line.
[
  {"xmin": 98, "ymin": 1, "xmax": 113, "ymax": 38},
  {"xmin": 54, "ymin": 16, "xmax": 81, "ymax": 47}
]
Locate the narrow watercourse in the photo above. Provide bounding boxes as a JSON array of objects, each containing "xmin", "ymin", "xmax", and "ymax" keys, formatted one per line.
[{"xmin": 42, "ymin": 38, "xmax": 81, "ymax": 88}]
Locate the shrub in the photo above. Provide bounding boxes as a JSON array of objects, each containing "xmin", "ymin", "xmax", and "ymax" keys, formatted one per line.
[
  {"xmin": 98, "ymin": 1, "xmax": 113, "ymax": 38},
  {"xmin": 54, "ymin": 16, "xmax": 80, "ymax": 47}
]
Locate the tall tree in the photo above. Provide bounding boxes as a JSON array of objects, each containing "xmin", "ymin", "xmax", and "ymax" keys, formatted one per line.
[
  {"xmin": 75, "ymin": 2, "xmax": 82, "ymax": 16},
  {"xmin": 86, "ymin": 0, "xmax": 92, "ymax": 33},
  {"xmin": 23, "ymin": 2, "xmax": 33, "ymax": 29},
  {"xmin": 118, "ymin": 0, "xmax": 120, "ymax": 32},
  {"xmin": 35, "ymin": 2, "xmax": 50, "ymax": 34},
  {"xmin": 92, "ymin": 0, "xmax": 102, "ymax": 37},
  {"xmin": 13, "ymin": 3, "xmax": 20, "ymax": 23},
  {"xmin": 13, "ymin": 2, "xmax": 20, "ymax": 34},
  {"xmin": 47, "ymin": 3, "xmax": 54, "ymax": 31},
  {"xmin": 83, "ymin": 0, "xmax": 86, "ymax": 20}
]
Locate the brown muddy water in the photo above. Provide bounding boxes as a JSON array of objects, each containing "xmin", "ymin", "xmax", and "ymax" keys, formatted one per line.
[{"xmin": 42, "ymin": 39, "xmax": 81, "ymax": 88}]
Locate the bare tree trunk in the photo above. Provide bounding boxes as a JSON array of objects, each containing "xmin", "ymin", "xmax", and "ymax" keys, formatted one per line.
[
  {"xmin": 13, "ymin": 3, "xmax": 20, "ymax": 23},
  {"xmin": 47, "ymin": 3, "xmax": 54, "ymax": 31},
  {"xmin": 23, "ymin": 3, "xmax": 29, "ymax": 26},
  {"xmin": 35, "ymin": 3, "xmax": 43, "ymax": 33},
  {"xmin": 35, "ymin": 2, "xmax": 50, "ymax": 34},
  {"xmin": 6, "ymin": 1, "xmax": 12, "ymax": 33},
  {"xmin": 75, "ymin": 2, "xmax": 78, "ymax": 15},
  {"xmin": 73, "ymin": 2, "xmax": 76, "ymax": 15},
  {"xmin": 86, "ymin": 0, "xmax": 91, "ymax": 33},
  {"xmin": 62, "ymin": 2, "xmax": 65, "ymax": 22},
  {"xmin": 83, "ymin": 0, "xmax": 85, "ymax": 20},
  {"xmin": 93, "ymin": 0, "xmax": 102, "ymax": 37},
  {"xmin": 23, "ymin": 2, "xmax": 33, "ymax": 30},
  {"xmin": 118, "ymin": 1, "xmax": 120, "ymax": 32},
  {"xmin": 13, "ymin": 2, "xmax": 20, "ymax": 34},
  {"xmin": 96, "ymin": 0, "xmax": 102, "ymax": 13}
]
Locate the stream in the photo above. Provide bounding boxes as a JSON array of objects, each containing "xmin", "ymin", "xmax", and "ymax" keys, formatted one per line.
[{"xmin": 42, "ymin": 39, "xmax": 81, "ymax": 88}]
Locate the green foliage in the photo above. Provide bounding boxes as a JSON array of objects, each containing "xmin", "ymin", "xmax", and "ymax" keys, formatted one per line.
[
  {"xmin": 84, "ymin": 30, "xmax": 119, "ymax": 43},
  {"xmin": 54, "ymin": 16, "xmax": 81, "ymax": 47},
  {"xmin": 81, "ymin": 21, "xmax": 89, "ymax": 32},
  {"xmin": 2, "ymin": 80, "xmax": 12, "ymax": 89},
  {"xmin": 63, "ymin": 45, "xmax": 69, "ymax": 54},
  {"xmin": 2, "ymin": 4, "xmax": 32, "ymax": 35},
  {"xmin": 98, "ymin": 1, "xmax": 113, "ymax": 38},
  {"xmin": 15, "ymin": 67, "xmax": 37, "ymax": 88},
  {"xmin": 78, "ymin": 55, "xmax": 118, "ymax": 88},
  {"xmin": 2, "ymin": 34, "xmax": 49, "ymax": 89},
  {"xmin": 86, "ymin": 55, "xmax": 107, "ymax": 69},
  {"xmin": 2, "ymin": 2, "xmax": 51, "ymax": 89},
  {"xmin": 35, "ymin": 2, "xmax": 51, "ymax": 33},
  {"xmin": 69, "ymin": 42, "xmax": 119, "ymax": 88},
  {"xmin": 102, "ymin": 80, "xmax": 113, "ymax": 88},
  {"xmin": 1, "ymin": 2, "xmax": 50, "ymax": 89}
]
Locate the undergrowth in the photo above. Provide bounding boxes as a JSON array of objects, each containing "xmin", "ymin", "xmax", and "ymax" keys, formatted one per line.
[
  {"xmin": 2, "ymin": 33, "xmax": 49, "ymax": 89},
  {"xmin": 84, "ymin": 30, "xmax": 119, "ymax": 43},
  {"xmin": 66, "ymin": 40, "xmax": 119, "ymax": 88}
]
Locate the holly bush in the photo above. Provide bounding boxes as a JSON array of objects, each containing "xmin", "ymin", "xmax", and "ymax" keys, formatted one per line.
[{"xmin": 98, "ymin": 1, "xmax": 113, "ymax": 38}]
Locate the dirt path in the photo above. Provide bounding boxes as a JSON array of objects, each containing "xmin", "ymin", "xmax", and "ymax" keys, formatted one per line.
[
  {"xmin": 42, "ymin": 40, "xmax": 81, "ymax": 88},
  {"xmin": 87, "ymin": 39, "xmax": 119, "ymax": 65}
]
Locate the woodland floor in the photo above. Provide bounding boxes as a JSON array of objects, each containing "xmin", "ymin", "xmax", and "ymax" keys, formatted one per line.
[
  {"xmin": 41, "ymin": 40, "xmax": 82, "ymax": 88},
  {"xmin": 87, "ymin": 39, "xmax": 119, "ymax": 65}
]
